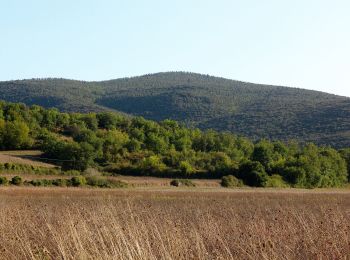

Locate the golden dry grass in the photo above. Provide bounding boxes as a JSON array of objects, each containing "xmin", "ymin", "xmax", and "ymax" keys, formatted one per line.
[{"xmin": 0, "ymin": 187, "xmax": 349, "ymax": 259}]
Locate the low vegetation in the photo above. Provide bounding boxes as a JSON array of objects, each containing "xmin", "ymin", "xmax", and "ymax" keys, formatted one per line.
[
  {"xmin": 0, "ymin": 100, "xmax": 350, "ymax": 188},
  {"xmin": 0, "ymin": 162, "xmax": 60, "ymax": 175},
  {"xmin": 170, "ymin": 179, "xmax": 196, "ymax": 187},
  {"xmin": 0, "ymin": 175, "xmax": 128, "ymax": 189},
  {"xmin": 221, "ymin": 175, "xmax": 244, "ymax": 188}
]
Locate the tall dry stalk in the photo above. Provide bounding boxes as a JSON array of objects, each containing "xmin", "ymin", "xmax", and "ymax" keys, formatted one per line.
[{"xmin": 0, "ymin": 188, "xmax": 349, "ymax": 259}]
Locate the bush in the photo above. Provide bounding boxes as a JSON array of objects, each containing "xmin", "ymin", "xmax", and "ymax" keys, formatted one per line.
[
  {"xmin": 170, "ymin": 179, "xmax": 181, "ymax": 187},
  {"xmin": 70, "ymin": 176, "xmax": 87, "ymax": 187},
  {"xmin": 52, "ymin": 179, "xmax": 68, "ymax": 187},
  {"xmin": 10, "ymin": 176, "xmax": 23, "ymax": 185},
  {"xmin": 29, "ymin": 179, "xmax": 54, "ymax": 187},
  {"xmin": 86, "ymin": 176, "xmax": 111, "ymax": 188},
  {"xmin": 221, "ymin": 175, "xmax": 244, "ymax": 188},
  {"xmin": 0, "ymin": 176, "xmax": 8, "ymax": 185},
  {"xmin": 265, "ymin": 175, "xmax": 289, "ymax": 188},
  {"xmin": 29, "ymin": 178, "xmax": 68, "ymax": 187},
  {"xmin": 238, "ymin": 161, "xmax": 268, "ymax": 187},
  {"xmin": 4, "ymin": 163, "xmax": 13, "ymax": 170},
  {"xmin": 63, "ymin": 170, "xmax": 81, "ymax": 176},
  {"xmin": 170, "ymin": 179, "xmax": 196, "ymax": 187}
]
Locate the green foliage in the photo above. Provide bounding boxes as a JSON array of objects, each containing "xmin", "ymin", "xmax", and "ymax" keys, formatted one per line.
[
  {"xmin": 25, "ymin": 177, "xmax": 127, "ymax": 188},
  {"xmin": 0, "ymin": 120, "xmax": 31, "ymax": 149},
  {"xmin": 0, "ymin": 163, "xmax": 60, "ymax": 175},
  {"xmin": 62, "ymin": 170, "xmax": 81, "ymax": 176},
  {"xmin": 221, "ymin": 175, "xmax": 244, "ymax": 188},
  {"xmin": 140, "ymin": 155, "xmax": 167, "ymax": 175},
  {"xmin": 340, "ymin": 148, "xmax": 350, "ymax": 181},
  {"xmin": 0, "ymin": 176, "xmax": 8, "ymax": 185},
  {"xmin": 265, "ymin": 175, "xmax": 289, "ymax": 188},
  {"xmin": 238, "ymin": 161, "xmax": 268, "ymax": 187},
  {"xmin": 179, "ymin": 161, "xmax": 195, "ymax": 175},
  {"xmin": 278, "ymin": 145, "xmax": 347, "ymax": 188},
  {"xmin": 29, "ymin": 179, "xmax": 53, "ymax": 187},
  {"xmin": 51, "ymin": 178, "xmax": 68, "ymax": 187},
  {"xmin": 70, "ymin": 176, "xmax": 87, "ymax": 187},
  {"xmin": 97, "ymin": 112, "xmax": 118, "ymax": 129},
  {"xmin": 86, "ymin": 176, "xmax": 111, "ymax": 188},
  {"xmin": 10, "ymin": 176, "xmax": 23, "ymax": 185},
  {"xmin": 42, "ymin": 137, "xmax": 95, "ymax": 171}
]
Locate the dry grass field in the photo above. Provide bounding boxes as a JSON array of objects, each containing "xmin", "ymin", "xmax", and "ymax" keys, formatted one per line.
[{"xmin": 0, "ymin": 187, "xmax": 349, "ymax": 260}]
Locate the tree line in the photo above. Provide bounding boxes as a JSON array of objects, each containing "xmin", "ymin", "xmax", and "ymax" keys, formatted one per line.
[{"xmin": 0, "ymin": 100, "xmax": 349, "ymax": 188}]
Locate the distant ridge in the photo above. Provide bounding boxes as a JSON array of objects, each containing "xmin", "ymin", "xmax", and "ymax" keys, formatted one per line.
[{"xmin": 1, "ymin": 72, "xmax": 349, "ymax": 147}]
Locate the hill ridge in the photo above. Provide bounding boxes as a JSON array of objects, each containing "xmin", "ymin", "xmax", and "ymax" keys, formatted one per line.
[{"xmin": 0, "ymin": 72, "xmax": 349, "ymax": 147}]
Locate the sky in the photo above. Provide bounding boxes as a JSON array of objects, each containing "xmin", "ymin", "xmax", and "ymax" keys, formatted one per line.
[{"xmin": 0, "ymin": 0, "xmax": 349, "ymax": 97}]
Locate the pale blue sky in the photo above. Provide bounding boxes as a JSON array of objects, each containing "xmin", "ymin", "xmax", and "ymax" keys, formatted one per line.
[{"xmin": 1, "ymin": 0, "xmax": 349, "ymax": 96}]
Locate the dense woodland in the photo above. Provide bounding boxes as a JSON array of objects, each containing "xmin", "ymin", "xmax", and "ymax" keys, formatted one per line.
[
  {"xmin": 0, "ymin": 100, "xmax": 349, "ymax": 188},
  {"xmin": 1, "ymin": 72, "xmax": 350, "ymax": 148}
]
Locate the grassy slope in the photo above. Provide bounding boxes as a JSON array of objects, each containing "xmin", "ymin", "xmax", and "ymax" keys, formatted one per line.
[
  {"xmin": 1, "ymin": 72, "xmax": 350, "ymax": 147},
  {"xmin": 0, "ymin": 151, "xmax": 56, "ymax": 168}
]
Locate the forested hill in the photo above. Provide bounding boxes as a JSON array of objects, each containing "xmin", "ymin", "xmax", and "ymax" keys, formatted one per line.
[{"xmin": 1, "ymin": 72, "xmax": 349, "ymax": 147}]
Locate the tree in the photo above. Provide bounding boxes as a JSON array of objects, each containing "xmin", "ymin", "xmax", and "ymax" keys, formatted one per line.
[
  {"xmin": 81, "ymin": 113, "xmax": 98, "ymax": 131},
  {"xmin": 103, "ymin": 130, "xmax": 130, "ymax": 162},
  {"xmin": 0, "ymin": 119, "xmax": 5, "ymax": 149},
  {"xmin": 251, "ymin": 140, "xmax": 275, "ymax": 172},
  {"xmin": 207, "ymin": 152, "xmax": 236, "ymax": 176},
  {"xmin": 179, "ymin": 161, "xmax": 195, "ymax": 176},
  {"xmin": 3, "ymin": 121, "xmax": 31, "ymax": 149},
  {"xmin": 340, "ymin": 148, "xmax": 350, "ymax": 181},
  {"xmin": 238, "ymin": 161, "xmax": 268, "ymax": 187},
  {"xmin": 280, "ymin": 145, "xmax": 348, "ymax": 188},
  {"xmin": 145, "ymin": 133, "xmax": 168, "ymax": 154},
  {"xmin": 97, "ymin": 112, "xmax": 118, "ymax": 129},
  {"xmin": 61, "ymin": 142, "xmax": 95, "ymax": 171},
  {"xmin": 140, "ymin": 155, "xmax": 166, "ymax": 175}
]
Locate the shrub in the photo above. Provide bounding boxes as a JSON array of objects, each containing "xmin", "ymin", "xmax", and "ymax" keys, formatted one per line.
[
  {"xmin": 52, "ymin": 179, "xmax": 67, "ymax": 187},
  {"xmin": 0, "ymin": 176, "xmax": 9, "ymax": 185},
  {"xmin": 29, "ymin": 179, "xmax": 53, "ymax": 187},
  {"xmin": 170, "ymin": 179, "xmax": 195, "ymax": 187},
  {"xmin": 64, "ymin": 170, "xmax": 81, "ymax": 176},
  {"xmin": 71, "ymin": 176, "xmax": 87, "ymax": 187},
  {"xmin": 221, "ymin": 175, "xmax": 244, "ymax": 188},
  {"xmin": 29, "ymin": 179, "xmax": 43, "ymax": 186},
  {"xmin": 170, "ymin": 179, "xmax": 181, "ymax": 187},
  {"xmin": 10, "ymin": 176, "xmax": 23, "ymax": 185},
  {"xmin": 86, "ymin": 176, "xmax": 111, "ymax": 188},
  {"xmin": 238, "ymin": 161, "xmax": 268, "ymax": 187},
  {"xmin": 265, "ymin": 175, "xmax": 289, "ymax": 188},
  {"xmin": 4, "ymin": 163, "xmax": 13, "ymax": 170}
]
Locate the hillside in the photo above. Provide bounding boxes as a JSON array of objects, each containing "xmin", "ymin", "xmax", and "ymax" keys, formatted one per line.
[{"xmin": 1, "ymin": 72, "xmax": 349, "ymax": 147}]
